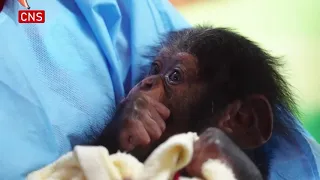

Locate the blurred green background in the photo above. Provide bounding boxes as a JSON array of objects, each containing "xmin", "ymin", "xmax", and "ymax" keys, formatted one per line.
[{"xmin": 171, "ymin": 0, "xmax": 320, "ymax": 141}]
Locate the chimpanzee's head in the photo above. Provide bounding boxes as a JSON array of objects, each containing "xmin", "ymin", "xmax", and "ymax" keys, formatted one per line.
[{"xmin": 117, "ymin": 25, "xmax": 296, "ymax": 162}]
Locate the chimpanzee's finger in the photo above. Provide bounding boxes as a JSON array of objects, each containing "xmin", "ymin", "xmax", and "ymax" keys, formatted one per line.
[
  {"xmin": 141, "ymin": 114, "xmax": 162, "ymax": 140},
  {"xmin": 119, "ymin": 129, "xmax": 134, "ymax": 152},
  {"xmin": 148, "ymin": 105, "xmax": 166, "ymax": 132},
  {"xmin": 131, "ymin": 120, "xmax": 151, "ymax": 146},
  {"xmin": 119, "ymin": 120, "xmax": 150, "ymax": 151},
  {"xmin": 119, "ymin": 120, "xmax": 137, "ymax": 151},
  {"xmin": 145, "ymin": 96, "xmax": 170, "ymax": 120}
]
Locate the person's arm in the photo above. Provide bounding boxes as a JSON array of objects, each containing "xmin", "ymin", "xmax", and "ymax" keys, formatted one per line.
[{"xmin": 0, "ymin": 1, "xmax": 190, "ymax": 179}]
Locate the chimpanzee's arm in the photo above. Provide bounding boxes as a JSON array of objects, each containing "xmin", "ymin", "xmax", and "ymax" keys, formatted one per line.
[
  {"xmin": 94, "ymin": 103, "xmax": 125, "ymax": 154},
  {"xmin": 95, "ymin": 92, "xmax": 170, "ymax": 155}
]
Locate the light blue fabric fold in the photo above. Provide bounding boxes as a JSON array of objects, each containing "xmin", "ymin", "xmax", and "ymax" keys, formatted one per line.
[
  {"xmin": 0, "ymin": 0, "xmax": 189, "ymax": 179},
  {"xmin": 0, "ymin": 1, "xmax": 319, "ymax": 180}
]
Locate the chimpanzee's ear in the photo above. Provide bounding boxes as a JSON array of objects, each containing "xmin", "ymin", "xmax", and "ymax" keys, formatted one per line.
[{"xmin": 217, "ymin": 95, "xmax": 273, "ymax": 149}]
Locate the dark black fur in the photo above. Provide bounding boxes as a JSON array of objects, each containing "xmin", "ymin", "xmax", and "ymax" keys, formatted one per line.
[
  {"xmin": 146, "ymin": 25, "xmax": 297, "ymax": 117},
  {"xmin": 97, "ymin": 25, "xmax": 298, "ymax": 179},
  {"xmin": 145, "ymin": 25, "xmax": 297, "ymax": 179}
]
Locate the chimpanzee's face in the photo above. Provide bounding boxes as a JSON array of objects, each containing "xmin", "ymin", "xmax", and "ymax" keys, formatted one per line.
[
  {"xmin": 130, "ymin": 48, "xmax": 206, "ymax": 131},
  {"xmin": 126, "ymin": 48, "xmax": 208, "ymax": 160},
  {"xmin": 98, "ymin": 27, "xmax": 276, "ymax": 176}
]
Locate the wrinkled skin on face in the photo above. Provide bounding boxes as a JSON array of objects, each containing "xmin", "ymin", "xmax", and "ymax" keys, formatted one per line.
[
  {"xmin": 96, "ymin": 49, "xmax": 265, "ymax": 179},
  {"xmin": 97, "ymin": 27, "xmax": 281, "ymax": 179},
  {"xmin": 119, "ymin": 50, "xmax": 207, "ymax": 159},
  {"xmin": 97, "ymin": 50, "xmax": 201, "ymax": 159}
]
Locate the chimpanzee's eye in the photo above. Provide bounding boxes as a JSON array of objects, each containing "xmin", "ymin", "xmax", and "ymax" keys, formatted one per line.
[
  {"xmin": 168, "ymin": 70, "xmax": 183, "ymax": 84},
  {"xmin": 149, "ymin": 63, "xmax": 160, "ymax": 75}
]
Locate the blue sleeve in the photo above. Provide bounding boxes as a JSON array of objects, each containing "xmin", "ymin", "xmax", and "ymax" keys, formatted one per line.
[{"xmin": 0, "ymin": 0, "xmax": 190, "ymax": 179}]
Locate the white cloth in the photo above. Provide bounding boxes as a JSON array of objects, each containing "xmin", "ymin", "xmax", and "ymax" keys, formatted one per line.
[{"xmin": 27, "ymin": 132, "xmax": 236, "ymax": 180}]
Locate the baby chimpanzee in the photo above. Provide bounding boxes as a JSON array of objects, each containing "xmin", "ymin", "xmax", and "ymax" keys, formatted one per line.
[{"xmin": 96, "ymin": 25, "xmax": 297, "ymax": 180}]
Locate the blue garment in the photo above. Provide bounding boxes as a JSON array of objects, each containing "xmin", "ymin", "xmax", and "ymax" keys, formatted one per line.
[
  {"xmin": 0, "ymin": 1, "xmax": 319, "ymax": 180},
  {"xmin": 266, "ymin": 106, "xmax": 320, "ymax": 180},
  {"xmin": 0, "ymin": 0, "xmax": 189, "ymax": 179}
]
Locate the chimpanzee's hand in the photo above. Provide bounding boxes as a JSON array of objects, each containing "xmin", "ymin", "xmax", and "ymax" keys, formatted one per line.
[
  {"xmin": 96, "ymin": 93, "xmax": 170, "ymax": 153},
  {"xmin": 185, "ymin": 128, "xmax": 263, "ymax": 180},
  {"xmin": 117, "ymin": 93, "xmax": 170, "ymax": 151}
]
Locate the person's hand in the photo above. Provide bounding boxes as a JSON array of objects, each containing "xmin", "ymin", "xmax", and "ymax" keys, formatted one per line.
[
  {"xmin": 185, "ymin": 127, "xmax": 229, "ymax": 178},
  {"xmin": 185, "ymin": 127, "xmax": 262, "ymax": 180},
  {"xmin": 118, "ymin": 92, "xmax": 170, "ymax": 151}
]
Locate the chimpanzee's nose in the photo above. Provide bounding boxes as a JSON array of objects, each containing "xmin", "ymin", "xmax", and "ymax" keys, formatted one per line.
[{"xmin": 139, "ymin": 75, "xmax": 157, "ymax": 91}]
